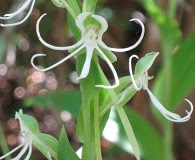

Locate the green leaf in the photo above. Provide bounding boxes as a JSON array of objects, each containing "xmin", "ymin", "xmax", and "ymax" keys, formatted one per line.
[
  {"xmin": 154, "ymin": 34, "xmax": 195, "ymax": 108},
  {"xmin": 24, "ymin": 90, "xmax": 81, "ymax": 118},
  {"xmin": 138, "ymin": 0, "xmax": 181, "ymax": 53},
  {"xmin": 67, "ymin": 12, "xmax": 81, "ymax": 40},
  {"xmin": 109, "ymin": 107, "xmax": 164, "ymax": 160},
  {"xmin": 0, "ymin": 35, "xmax": 7, "ymax": 63},
  {"xmin": 116, "ymin": 107, "xmax": 140, "ymax": 160},
  {"xmin": 35, "ymin": 133, "xmax": 59, "ymax": 160},
  {"xmin": 170, "ymin": 34, "xmax": 195, "ymax": 106},
  {"xmin": 58, "ymin": 127, "xmax": 80, "ymax": 160}
]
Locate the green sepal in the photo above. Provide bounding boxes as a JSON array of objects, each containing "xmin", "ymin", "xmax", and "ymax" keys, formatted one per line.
[
  {"xmin": 15, "ymin": 111, "xmax": 39, "ymax": 134},
  {"xmin": 58, "ymin": 127, "xmax": 80, "ymax": 160},
  {"xmin": 35, "ymin": 133, "xmax": 59, "ymax": 160},
  {"xmin": 66, "ymin": 0, "xmax": 82, "ymax": 17},
  {"xmin": 82, "ymin": 0, "xmax": 98, "ymax": 13},
  {"xmin": 134, "ymin": 52, "xmax": 159, "ymax": 77},
  {"xmin": 50, "ymin": 0, "xmax": 63, "ymax": 7}
]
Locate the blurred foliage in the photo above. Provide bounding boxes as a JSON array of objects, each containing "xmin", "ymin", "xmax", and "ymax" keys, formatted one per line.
[{"xmin": 24, "ymin": 90, "xmax": 81, "ymax": 118}]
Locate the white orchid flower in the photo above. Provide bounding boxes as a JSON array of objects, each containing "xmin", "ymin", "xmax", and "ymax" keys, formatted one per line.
[
  {"xmin": 31, "ymin": 12, "xmax": 145, "ymax": 89},
  {"xmin": 0, "ymin": 0, "xmax": 35, "ymax": 27},
  {"xmin": 129, "ymin": 52, "xmax": 193, "ymax": 122},
  {"xmin": 0, "ymin": 110, "xmax": 58, "ymax": 160}
]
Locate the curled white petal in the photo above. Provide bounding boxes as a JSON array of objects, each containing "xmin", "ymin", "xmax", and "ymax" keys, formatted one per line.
[
  {"xmin": 31, "ymin": 44, "xmax": 85, "ymax": 71},
  {"xmin": 11, "ymin": 143, "xmax": 29, "ymax": 160},
  {"xmin": 0, "ymin": 143, "xmax": 24, "ymax": 160},
  {"xmin": 24, "ymin": 141, "xmax": 32, "ymax": 160},
  {"xmin": 36, "ymin": 13, "xmax": 84, "ymax": 50},
  {"xmin": 129, "ymin": 55, "xmax": 142, "ymax": 91},
  {"xmin": 99, "ymin": 18, "xmax": 145, "ymax": 52},
  {"xmin": 0, "ymin": 0, "xmax": 32, "ymax": 20},
  {"xmin": 77, "ymin": 46, "xmax": 94, "ymax": 79},
  {"xmin": 76, "ymin": 12, "xmax": 91, "ymax": 32},
  {"xmin": 145, "ymin": 86, "xmax": 193, "ymax": 122},
  {"xmin": 1, "ymin": 0, "xmax": 35, "ymax": 27},
  {"xmin": 91, "ymin": 14, "xmax": 108, "ymax": 33},
  {"xmin": 95, "ymin": 46, "xmax": 119, "ymax": 89}
]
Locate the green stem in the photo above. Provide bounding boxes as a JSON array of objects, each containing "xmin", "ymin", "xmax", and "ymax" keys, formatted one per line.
[
  {"xmin": 161, "ymin": 9, "xmax": 174, "ymax": 159},
  {"xmin": 162, "ymin": 54, "xmax": 174, "ymax": 160},
  {"xmin": 81, "ymin": 100, "xmax": 93, "ymax": 160},
  {"xmin": 116, "ymin": 106, "xmax": 140, "ymax": 160},
  {"xmin": 94, "ymin": 92, "xmax": 102, "ymax": 160},
  {"xmin": 99, "ymin": 101, "xmax": 113, "ymax": 118},
  {"xmin": 164, "ymin": 122, "xmax": 174, "ymax": 160},
  {"xmin": 167, "ymin": 0, "xmax": 177, "ymax": 18},
  {"xmin": 0, "ymin": 122, "xmax": 10, "ymax": 160},
  {"xmin": 97, "ymin": 65, "xmax": 139, "ymax": 159}
]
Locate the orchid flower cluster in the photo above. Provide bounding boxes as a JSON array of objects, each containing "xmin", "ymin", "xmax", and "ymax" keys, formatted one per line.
[
  {"xmin": 30, "ymin": 12, "xmax": 144, "ymax": 89},
  {"xmin": 0, "ymin": 0, "xmax": 193, "ymax": 160}
]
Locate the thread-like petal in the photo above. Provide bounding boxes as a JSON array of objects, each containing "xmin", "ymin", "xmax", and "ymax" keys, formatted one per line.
[
  {"xmin": 129, "ymin": 55, "xmax": 142, "ymax": 91},
  {"xmin": 31, "ymin": 44, "xmax": 85, "ymax": 71},
  {"xmin": 24, "ymin": 141, "xmax": 32, "ymax": 160},
  {"xmin": 99, "ymin": 19, "xmax": 145, "ymax": 52},
  {"xmin": 36, "ymin": 13, "xmax": 84, "ymax": 50},
  {"xmin": 0, "ymin": 0, "xmax": 32, "ymax": 20},
  {"xmin": 96, "ymin": 46, "xmax": 119, "ymax": 89},
  {"xmin": 0, "ymin": 143, "xmax": 24, "ymax": 160},
  {"xmin": 1, "ymin": 0, "xmax": 35, "ymax": 27},
  {"xmin": 11, "ymin": 143, "xmax": 29, "ymax": 160},
  {"xmin": 77, "ymin": 45, "xmax": 94, "ymax": 79},
  {"xmin": 145, "ymin": 86, "xmax": 193, "ymax": 122}
]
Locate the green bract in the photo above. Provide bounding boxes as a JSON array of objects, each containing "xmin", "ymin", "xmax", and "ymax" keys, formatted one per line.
[
  {"xmin": 134, "ymin": 52, "xmax": 159, "ymax": 77},
  {"xmin": 15, "ymin": 110, "xmax": 39, "ymax": 134}
]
